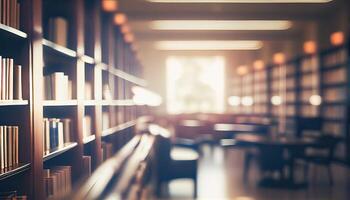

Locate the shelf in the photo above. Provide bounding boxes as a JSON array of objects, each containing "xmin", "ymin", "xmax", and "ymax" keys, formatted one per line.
[
  {"xmin": 102, "ymin": 120, "xmax": 137, "ymax": 137},
  {"xmin": 42, "ymin": 39, "xmax": 77, "ymax": 58},
  {"xmin": 43, "ymin": 142, "xmax": 78, "ymax": 162},
  {"xmin": 0, "ymin": 100, "xmax": 29, "ymax": 106},
  {"xmin": 43, "ymin": 100, "xmax": 78, "ymax": 106},
  {"xmin": 80, "ymin": 55, "xmax": 95, "ymax": 64},
  {"xmin": 102, "ymin": 99, "xmax": 135, "ymax": 106},
  {"xmin": 109, "ymin": 68, "xmax": 147, "ymax": 86},
  {"xmin": 84, "ymin": 100, "xmax": 97, "ymax": 106},
  {"xmin": 0, "ymin": 163, "xmax": 31, "ymax": 181},
  {"xmin": 83, "ymin": 135, "xmax": 96, "ymax": 144},
  {"xmin": 0, "ymin": 23, "xmax": 27, "ymax": 39}
]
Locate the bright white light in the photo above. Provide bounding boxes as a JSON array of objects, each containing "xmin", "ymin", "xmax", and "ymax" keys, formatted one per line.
[
  {"xmin": 146, "ymin": 0, "xmax": 332, "ymax": 3},
  {"xmin": 228, "ymin": 96, "xmax": 240, "ymax": 106},
  {"xmin": 155, "ymin": 40, "xmax": 262, "ymax": 51},
  {"xmin": 241, "ymin": 96, "xmax": 254, "ymax": 106},
  {"xmin": 166, "ymin": 56, "xmax": 225, "ymax": 114},
  {"xmin": 132, "ymin": 86, "xmax": 162, "ymax": 106},
  {"xmin": 309, "ymin": 95, "xmax": 322, "ymax": 106},
  {"xmin": 271, "ymin": 96, "xmax": 282, "ymax": 105},
  {"xmin": 150, "ymin": 20, "xmax": 292, "ymax": 31}
]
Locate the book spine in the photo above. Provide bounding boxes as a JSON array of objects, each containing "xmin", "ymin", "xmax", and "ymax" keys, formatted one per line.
[
  {"xmin": 1, "ymin": 58, "xmax": 6, "ymax": 100},
  {"xmin": 0, "ymin": 56, "xmax": 2, "ymax": 100},
  {"xmin": 0, "ymin": 126, "xmax": 3, "ymax": 170},
  {"xmin": 7, "ymin": 126, "xmax": 12, "ymax": 167},
  {"xmin": 49, "ymin": 119, "xmax": 58, "ymax": 149},
  {"xmin": 57, "ymin": 121, "xmax": 64, "ymax": 148},
  {"xmin": 13, "ymin": 65, "xmax": 22, "ymax": 100},
  {"xmin": 3, "ymin": 126, "xmax": 7, "ymax": 169},
  {"xmin": 8, "ymin": 58, "xmax": 13, "ymax": 100}
]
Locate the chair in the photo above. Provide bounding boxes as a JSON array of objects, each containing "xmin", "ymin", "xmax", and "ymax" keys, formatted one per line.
[
  {"xmin": 302, "ymin": 135, "xmax": 340, "ymax": 185},
  {"xmin": 154, "ymin": 125, "xmax": 198, "ymax": 198}
]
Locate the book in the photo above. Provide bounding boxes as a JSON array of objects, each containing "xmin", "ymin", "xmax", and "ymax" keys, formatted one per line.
[
  {"xmin": 82, "ymin": 156, "xmax": 91, "ymax": 177},
  {"xmin": 13, "ymin": 65, "xmax": 22, "ymax": 100},
  {"xmin": 48, "ymin": 17, "xmax": 68, "ymax": 47},
  {"xmin": 43, "ymin": 118, "xmax": 73, "ymax": 155},
  {"xmin": 83, "ymin": 115, "xmax": 92, "ymax": 138},
  {"xmin": 0, "ymin": 126, "xmax": 3, "ymax": 170},
  {"xmin": 0, "ymin": 0, "xmax": 20, "ymax": 29}
]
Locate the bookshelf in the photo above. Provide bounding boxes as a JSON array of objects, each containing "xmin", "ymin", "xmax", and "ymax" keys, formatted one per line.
[{"xmin": 0, "ymin": 0, "xmax": 147, "ymax": 199}]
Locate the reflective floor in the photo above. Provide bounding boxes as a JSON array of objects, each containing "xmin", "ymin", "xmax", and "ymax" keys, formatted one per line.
[{"xmin": 160, "ymin": 145, "xmax": 350, "ymax": 200}]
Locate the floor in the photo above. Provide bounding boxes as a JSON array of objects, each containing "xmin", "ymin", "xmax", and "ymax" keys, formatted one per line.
[{"xmin": 159, "ymin": 145, "xmax": 350, "ymax": 200}]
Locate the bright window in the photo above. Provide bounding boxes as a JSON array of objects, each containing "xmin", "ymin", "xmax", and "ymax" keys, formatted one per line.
[{"xmin": 166, "ymin": 56, "xmax": 225, "ymax": 114}]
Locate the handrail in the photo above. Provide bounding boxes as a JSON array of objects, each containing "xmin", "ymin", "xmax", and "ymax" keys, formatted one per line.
[
  {"xmin": 105, "ymin": 135, "xmax": 156, "ymax": 199},
  {"xmin": 69, "ymin": 135, "xmax": 141, "ymax": 200}
]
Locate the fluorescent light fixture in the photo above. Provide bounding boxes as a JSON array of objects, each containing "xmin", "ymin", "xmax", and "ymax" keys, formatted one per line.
[
  {"xmin": 146, "ymin": 0, "xmax": 333, "ymax": 3},
  {"xmin": 156, "ymin": 40, "xmax": 262, "ymax": 50},
  {"xmin": 150, "ymin": 20, "xmax": 292, "ymax": 31}
]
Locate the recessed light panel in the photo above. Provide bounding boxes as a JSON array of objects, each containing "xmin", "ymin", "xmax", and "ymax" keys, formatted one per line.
[
  {"xmin": 155, "ymin": 40, "xmax": 263, "ymax": 50},
  {"xmin": 150, "ymin": 20, "xmax": 292, "ymax": 31}
]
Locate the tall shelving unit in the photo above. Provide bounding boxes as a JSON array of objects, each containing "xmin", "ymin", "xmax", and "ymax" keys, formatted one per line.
[{"xmin": 0, "ymin": 0, "xmax": 147, "ymax": 199}]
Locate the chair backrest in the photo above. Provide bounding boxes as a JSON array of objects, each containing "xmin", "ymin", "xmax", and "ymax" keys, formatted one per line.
[
  {"xmin": 258, "ymin": 145, "xmax": 285, "ymax": 171},
  {"xmin": 296, "ymin": 117, "xmax": 323, "ymax": 137},
  {"xmin": 315, "ymin": 135, "xmax": 341, "ymax": 160}
]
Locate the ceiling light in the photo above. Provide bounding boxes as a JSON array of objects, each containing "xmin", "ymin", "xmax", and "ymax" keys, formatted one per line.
[
  {"xmin": 150, "ymin": 20, "xmax": 292, "ymax": 31},
  {"xmin": 146, "ymin": 0, "xmax": 332, "ymax": 3},
  {"xmin": 101, "ymin": 0, "xmax": 118, "ymax": 12},
  {"xmin": 155, "ymin": 40, "xmax": 263, "ymax": 50}
]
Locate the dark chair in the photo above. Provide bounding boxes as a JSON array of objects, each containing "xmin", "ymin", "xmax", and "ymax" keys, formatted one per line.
[
  {"xmin": 302, "ymin": 135, "xmax": 340, "ymax": 185},
  {"xmin": 154, "ymin": 126, "xmax": 198, "ymax": 198},
  {"xmin": 296, "ymin": 117, "xmax": 323, "ymax": 138}
]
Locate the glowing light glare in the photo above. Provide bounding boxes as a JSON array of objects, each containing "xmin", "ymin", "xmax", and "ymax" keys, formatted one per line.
[
  {"xmin": 124, "ymin": 33, "xmax": 134, "ymax": 43},
  {"xmin": 155, "ymin": 40, "xmax": 263, "ymax": 51},
  {"xmin": 236, "ymin": 65, "xmax": 248, "ymax": 76},
  {"xmin": 241, "ymin": 96, "xmax": 254, "ymax": 106},
  {"xmin": 253, "ymin": 60, "xmax": 265, "ymax": 70},
  {"xmin": 309, "ymin": 95, "xmax": 322, "ymax": 106},
  {"xmin": 150, "ymin": 20, "xmax": 292, "ymax": 31},
  {"xmin": 330, "ymin": 31, "xmax": 345, "ymax": 46},
  {"xmin": 101, "ymin": 0, "xmax": 118, "ymax": 12},
  {"xmin": 121, "ymin": 24, "xmax": 131, "ymax": 34},
  {"xmin": 132, "ymin": 86, "xmax": 162, "ymax": 106},
  {"xmin": 228, "ymin": 96, "xmax": 240, "ymax": 106},
  {"xmin": 114, "ymin": 13, "xmax": 127, "ymax": 25},
  {"xmin": 303, "ymin": 40, "xmax": 317, "ymax": 54},
  {"xmin": 146, "ymin": 0, "xmax": 333, "ymax": 3},
  {"xmin": 271, "ymin": 96, "xmax": 282, "ymax": 105},
  {"xmin": 273, "ymin": 53, "xmax": 285, "ymax": 64}
]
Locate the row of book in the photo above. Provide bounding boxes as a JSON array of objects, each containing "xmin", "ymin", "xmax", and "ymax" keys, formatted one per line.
[
  {"xmin": 43, "ymin": 166, "xmax": 72, "ymax": 200},
  {"xmin": 0, "ymin": 57, "xmax": 22, "ymax": 100},
  {"xmin": 43, "ymin": 118, "xmax": 72, "ymax": 155},
  {"xmin": 43, "ymin": 72, "xmax": 72, "ymax": 100},
  {"xmin": 0, "ymin": 126, "xmax": 19, "ymax": 171},
  {"xmin": 323, "ymin": 48, "xmax": 347, "ymax": 67},
  {"xmin": 0, "ymin": 191, "xmax": 27, "ymax": 200},
  {"xmin": 0, "ymin": 0, "xmax": 20, "ymax": 29}
]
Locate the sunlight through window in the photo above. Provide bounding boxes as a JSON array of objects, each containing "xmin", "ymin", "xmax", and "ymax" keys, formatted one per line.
[{"xmin": 166, "ymin": 56, "xmax": 225, "ymax": 114}]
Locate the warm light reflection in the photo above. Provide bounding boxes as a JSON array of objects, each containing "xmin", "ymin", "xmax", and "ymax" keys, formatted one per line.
[
  {"xmin": 330, "ymin": 31, "xmax": 345, "ymax": 46},
  {"xmin": 273, "ymin": 53, "xmax": 285, "ymax": 64},
  {"xmin": 253, "ymin": 60, "xmax": 265, "ymax": 70},
  {"xmin": 124, "ymin": 33, "xmax": 134, "ymax": 43},
  {"xmin": 309, "ymin": 94, "xmax": 322, "ymax": 106},
  {"xmin": 241, "ymin": 96, "xmax": 254, "ymax": 106},
  {"xmin": 271, "ymin": 95, "xmax": 282, "ymax": 105},
  {"xmin": 166, "ymin": 56, "xmax": 225, "ymax": 114},
  {"xmin": 150, "ymin": 20, "xmax": 292, "ymax": 30},
  {"xmin": 121, "ymin": 24, "xmax": 131, "ymax": 34},
  {"xmin": 114, "ymin": 13, "xmax": 127, "ymax": 25},
  {"xmin": 228, "ymin": 96, "xmax": 240, "ymax": 106},
  {"xmin": 101, "ymin": 0, "xmax": 118, "ymax": 12},
  {"xmin": 303, "ymin": 40, "xmax": 317, "ymax": 54},
  {"xmin": 237, "ymin": 65, "xmax": 248, "ymax": 76},
  {"xmin": 132, "ymin": 86, "xmax": 162, "ymax": 106}
]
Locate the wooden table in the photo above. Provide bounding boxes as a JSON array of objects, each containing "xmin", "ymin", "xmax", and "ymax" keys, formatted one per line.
[{"xmin": 235, "ymin": 134, "xmax": 319, "ymax": 188}]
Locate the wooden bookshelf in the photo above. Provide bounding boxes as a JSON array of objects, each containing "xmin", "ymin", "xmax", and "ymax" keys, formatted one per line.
[{"xmin": 0, "ymin": 0, "xmax": 147, "ymax": 199}]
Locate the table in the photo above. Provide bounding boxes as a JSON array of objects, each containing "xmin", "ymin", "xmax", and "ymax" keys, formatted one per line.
[{"xmin": 235, "ymin": 134, "xmax": 319, "ymax": 188}]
